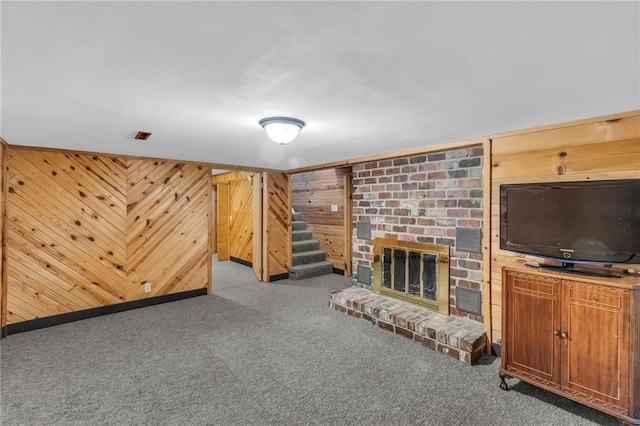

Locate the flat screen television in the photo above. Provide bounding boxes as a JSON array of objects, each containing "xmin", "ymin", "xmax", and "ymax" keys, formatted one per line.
[{"xmin": 500, "ymin": 179, "xmax": 640, "ymax": 275}]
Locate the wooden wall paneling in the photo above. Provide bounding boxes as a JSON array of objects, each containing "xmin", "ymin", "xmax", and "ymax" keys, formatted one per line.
[
  {"xmin": 343, "ymin": 171, "xmax": 353, "ymax": 276},
  {"xmin": 211, "ymin": 170, "xmax": 255, "ymax": 184},
  {"xmin": 252, "ymin": 173, "xmax": 264, "ymax": 281},
  {"xmin": 5, "ymin": 149, "xmax": 128, "ymax": 323},
  {"xmin": 216, "ymin": 182, "xmax": 230, "ymax": 261},
  {"xmin": 1, "ymin": 141, "xmax": 7, "ymax": 327},
  {"xmin": 264, "ymin": 172, "xmax": 291, "ymax": 280},
  {"xmin": 229, "ymin": 178, "xmax": 253, "ymax": 263},
  {"xmin": 208, "ymin": 181, "xmax": 213, "ymax": 294},
  {"xmin": 126, "ymin": 160, "xmax": 210, "ymax": 300},
  {"xmin": 491, "ymin": 114, "xmax": 640, "ymax": 156},
  {"xmin": 489, "ymin": 113, "xmax": 640, "ymax": 342},
  {"xmin": 291, "ymin": 168, "xmax": 349, "ymax": 271},
  {"xmin": 482, "ymin": 138, "xmax": 492, "ymax": 352},
  {"xmin": 210, "ymin": 184, "xmax": 217, "ymax": 254}
]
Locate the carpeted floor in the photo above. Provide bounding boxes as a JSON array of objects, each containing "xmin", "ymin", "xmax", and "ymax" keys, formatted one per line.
[{"xmin": 0, "ymin": 256, "xmax": 620, "ymax": 425}]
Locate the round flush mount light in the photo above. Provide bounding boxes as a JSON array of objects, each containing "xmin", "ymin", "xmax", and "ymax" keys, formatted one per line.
[{"xmin": 259, "ymin": 117, "xmax": 305, "ymax": 145}]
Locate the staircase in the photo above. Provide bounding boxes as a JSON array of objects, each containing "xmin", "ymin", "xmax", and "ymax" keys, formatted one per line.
[{"xmin": 289, "ymin": 213, "xmax": 334, "ymax": 280}]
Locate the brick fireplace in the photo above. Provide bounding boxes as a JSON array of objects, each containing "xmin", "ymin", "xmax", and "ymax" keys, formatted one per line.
[
  {"xmin": 373, "ymin": 238, "xmax": 450, "ymax": 315},
  {"xmin": 329, "ymin": 146, "xmax": 487, "ymax": 364},
  {"xmin": 351, "ymin": 147, "xmax": 484, "ymax": 321}
]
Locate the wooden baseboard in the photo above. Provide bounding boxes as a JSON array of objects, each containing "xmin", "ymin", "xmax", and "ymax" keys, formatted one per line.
[{"xmin": 2, "ymin": 288, "xmax": 208, "ymax": 337}]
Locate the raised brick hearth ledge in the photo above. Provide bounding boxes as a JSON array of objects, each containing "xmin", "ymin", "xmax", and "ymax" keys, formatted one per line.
[{"xmin": 329, "ymin": 287, "xmax": 487, "ymax": 365}]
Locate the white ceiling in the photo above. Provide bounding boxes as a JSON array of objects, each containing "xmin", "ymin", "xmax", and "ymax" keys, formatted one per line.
[{"xmin": 2, "ymin": 1, "xmax": 639, "ymax": 171}]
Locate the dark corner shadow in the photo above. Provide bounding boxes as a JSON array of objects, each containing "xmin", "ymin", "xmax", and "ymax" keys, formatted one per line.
[
  {"xmin": 474, "ymin": 355, "xmax": 499, "ymax": 366},
  {"xmin": 505, "ymin": 380, "xmax": 620, "ymax": 425}
]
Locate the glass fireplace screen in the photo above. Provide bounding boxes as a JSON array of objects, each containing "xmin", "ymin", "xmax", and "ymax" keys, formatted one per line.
[{"xmin": 373, "ymin": 238, "xmax": 450, "ymax": 315}]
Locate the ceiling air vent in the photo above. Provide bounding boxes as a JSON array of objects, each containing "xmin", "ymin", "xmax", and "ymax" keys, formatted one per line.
[{"xmin": 134, "ymin": 131, "xmax": 152, "ymax": 141}]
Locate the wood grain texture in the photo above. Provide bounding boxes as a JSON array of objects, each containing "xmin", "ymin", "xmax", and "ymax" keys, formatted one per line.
[
  {"xmin": 343, "ymin": 172, "xmax": 353, "ymax": 276},
  {"xmin": 213, "ymin": 171, "xmax": 258, "ymax": 264},
  {"xmin": 216, "ymin": 183, "xmax": 229, "ymax": 261},
  {"xmin": 6, "ymin": 150, "xmax": 128, "ymax": 323},
  {"xmin": 632, "ymin": 287, "xmax": 640, "ymax": 420},
  {"xmin": 126, "ymin": 159, "xmax": 209, "ymax": 301},
  {"xmin": 490, "ymin": 113, "xmax": 640, "ymax": 340},
  {"xmin": 563, "ymin": 281, "xmax": 630, "ymax": 406},
  {"xmin": 501, "ymin": 264, "xmax": 639, "ymax": 423},
  {"xmin": 265, "ymin": 172, "xmax": 290, "ymax": 280},
  {"xmin": 210, "ymin": 187, "xmax": 217, "ymax": 254},
  {"xmin": 482, "ymin": 138, "xmax": 492, "ymax": 352},
  {"xmin": 252, "ymin": 173, "xmax": 264, "ymax": 280},
  {"xmin": 3, "ymin": 147, "xmax": 210, "ymax": 325},
  {"xmin": 229, "ymin": 179, "xmax": 253, "ymax": 263},
  {"xmin": 211, "ymin": 171, "xmax": 255, "ymax": 184},
  {"xmin": 292, "ymin": 168, "xmax": 350, "ymax": 270}
]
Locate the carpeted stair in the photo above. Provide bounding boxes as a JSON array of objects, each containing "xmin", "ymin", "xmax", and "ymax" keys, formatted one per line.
[{"xmin": 289, "ymin": 213, "xmax": 334, "ymax": 280}]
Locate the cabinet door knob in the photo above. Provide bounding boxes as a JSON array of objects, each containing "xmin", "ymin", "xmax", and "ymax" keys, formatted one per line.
[
  {"xmin": 553, "ymin": 330, "xmax": 561, "ymax": 336},
  {"xmin": 561, "ymin": 332, "xmax": 568, "ymax": 339}
]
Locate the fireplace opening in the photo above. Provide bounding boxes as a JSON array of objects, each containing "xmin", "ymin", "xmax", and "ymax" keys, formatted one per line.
[{"xmin": 374, "ymin": 238, "xmax": 450, "ymax": 315}]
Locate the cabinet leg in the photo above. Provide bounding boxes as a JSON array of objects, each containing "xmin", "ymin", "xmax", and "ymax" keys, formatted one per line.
[{"xmin": 499, "ymin": 373, "xmax": 510, "ymax": 391}]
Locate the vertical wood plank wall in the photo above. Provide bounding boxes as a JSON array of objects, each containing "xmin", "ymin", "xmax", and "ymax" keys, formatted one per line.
[
  {"xmin": 212, "ymin": 171, "xmax": 257, "ymax": 265},
  {"xmin": 3, "ymin": 147, "xmax": 210, "ymax": 325},
  {"xmin": 264, "ymin": 172, "xmax": 291, "ymax": 280},
  {"xmin": 489, "ymin": 113, "xmax": 640, "ymax": 342},
  {"xmin": 291, "ymin": 168, "xmax": 351, "ymax": 272},
  {"xmin": 216, "ymin": 182, "xmax": 230, "ymax": 261},
  {"xmin": 210, "ymin": 188, "xmax": 217, "ymax": 254}
]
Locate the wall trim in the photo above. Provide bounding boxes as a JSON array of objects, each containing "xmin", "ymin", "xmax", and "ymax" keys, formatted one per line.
[
  {"xmin": 230, "ymin": 256, "xmax": 252, "ymax": 268},
  {"xmin": 1, "ymin": 288, "xmax": 207, "ymax": 337},
  {"xmin": 269, "ymin": 273, "xmax": 289, "ymax": 282},
  {"xmin": 489, "ymin": 109, "xmax": 640, "ymax": 140},
  {"xmin": 285, "ymin": 138, "xmax": 484, "ymax": 174}
]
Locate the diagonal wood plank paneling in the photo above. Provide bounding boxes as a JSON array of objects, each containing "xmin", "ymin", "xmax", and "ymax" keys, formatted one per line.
[
  {"xmin": 265, "ymin": 172, "xmax": 290, "ymax": 279},
  {"xmin": 5, "ymin": 149, "xmax": 128, "ymax": 323},
  {"xmin": 3, "ymin": 147, "xmax": 212, "ymax": 326},
  {"xmin": 229, "ymin": 179, "xmax": 253, "ymax": 263},
  {"xmin": 126, "ymin": 159, "xmax": 209, "ymax": 300}
]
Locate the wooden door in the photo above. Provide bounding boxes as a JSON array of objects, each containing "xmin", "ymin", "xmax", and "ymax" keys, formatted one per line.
[
  {"xmin": 210, "ymin": 185, "xmax": 217, "ymax": 254},
  {"xmin": 217, "ymin": 182, "xmax": 229, "ymax": 261},
  {"xmin": 252, "ymin": 173, "xmax": 263, "ymax": 281},
  {"xmin": 503, "ymin": 270, "xmax": 562, "ymax": 385},
  {"xmin": 229, "ymin": 179, "xmax": 253, "ymax": 264},
  {"xmin": 343, "ymin": 171, "xmax": 353, "ymax": 276},
  {"xmin": 562, "ymin": 280, "xmax": 630, "ymax": 410},
  {"xmin": 264, "ymin": 172, "xmax": 291, "ymax": 281}
]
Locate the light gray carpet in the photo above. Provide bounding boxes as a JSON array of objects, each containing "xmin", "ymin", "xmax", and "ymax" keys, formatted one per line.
[{"xmin": 0, "ymin": 256, "xmax": 619, "ymax": 425}]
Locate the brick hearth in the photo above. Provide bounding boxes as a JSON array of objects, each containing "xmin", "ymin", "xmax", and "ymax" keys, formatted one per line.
[{"xmin": 329, "ymin": 287, "xmax": 487, "ymax": 365}]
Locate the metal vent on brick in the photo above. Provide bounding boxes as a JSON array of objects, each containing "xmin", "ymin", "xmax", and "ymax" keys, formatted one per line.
[
  {"xmin": 357, "ymin": 265, "xmax": 372, "ymax": 285},
  {"xmin": 356, "ymin": 222, "xmax": 371, "ymax": 240},
  {"xmin": 456, "ymin": 287, "xmax": 482, "ymax": 315},
  {"xmin": 456, "ymin": 228, "xmax": 482, "ymax": 253}
]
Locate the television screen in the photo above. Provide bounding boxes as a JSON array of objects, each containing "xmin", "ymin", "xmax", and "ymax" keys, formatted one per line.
[{"xmin": 500, "ymin": 179, "xmax": 640, "ymax": 264}]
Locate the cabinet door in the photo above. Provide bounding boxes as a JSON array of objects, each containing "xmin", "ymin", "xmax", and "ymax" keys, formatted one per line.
[
  {"xmin": 562, "ymin": 280, "xmax": 630, "ymax": 412},
  {"xmin": 504, "ymin": 271, "xmax": 562, "ymax": 387}
]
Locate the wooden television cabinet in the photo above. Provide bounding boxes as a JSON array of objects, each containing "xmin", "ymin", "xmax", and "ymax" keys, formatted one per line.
[{"xmin": 499, "ymin": 262, "xmax": 640, "ymax": 425}]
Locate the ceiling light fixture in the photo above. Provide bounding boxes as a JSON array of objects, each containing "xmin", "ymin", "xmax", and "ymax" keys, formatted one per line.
[{"xmin": 259, "ymin": 117, "xmax": 305, "ymax": 145}]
